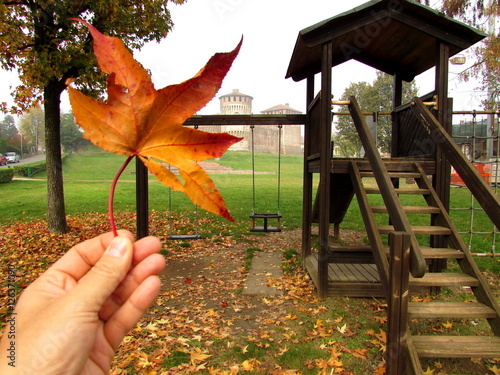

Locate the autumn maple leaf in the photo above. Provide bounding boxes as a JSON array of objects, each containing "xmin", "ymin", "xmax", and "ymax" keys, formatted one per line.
[{"xmin": 67, "ymin": 19, "xmax": 242, "ymax": 235}]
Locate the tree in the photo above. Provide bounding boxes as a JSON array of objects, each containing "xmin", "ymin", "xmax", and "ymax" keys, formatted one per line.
[
  {"xmin": 0, "ymin": 115, "xmax": 18, "ymax": 141},
  {"xmin": 60, "ymin": 112, "xmax": 87, "ymax": 152},
  {"xmin": 19, "ymin": 106, "xmax": 44, "ymax": 154},
  {"xmin": 335, "ymin": 81, "xmax": 370, "ymax": 157},
  {"xmin": 0, "ymin": 0, "xmax": 185, "ymax": 233},
  {"xmin": 417, "ymin": 0, "xmax": 499, "ymax": 111},
  {"xmin": 335, "ymin": 72, "xmax": 419, "ymax": 156}
]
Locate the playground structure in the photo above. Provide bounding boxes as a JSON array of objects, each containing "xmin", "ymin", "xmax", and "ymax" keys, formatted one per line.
[
  {"xmin": 285, "ymin": 0, "xmax": 500, "ymax": 373},
  {"xmin": 131, "ymin": 0, "xmax": 500, "ymax": 373}
]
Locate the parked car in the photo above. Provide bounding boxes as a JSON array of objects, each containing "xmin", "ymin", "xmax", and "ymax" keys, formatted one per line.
[
  {"xmin": 5, "ymin": 152, "xmax": 20, "ymax": 163},
  {"xmin": 0, "ymin": 154, "xmax": 6, "ymax": 166}
]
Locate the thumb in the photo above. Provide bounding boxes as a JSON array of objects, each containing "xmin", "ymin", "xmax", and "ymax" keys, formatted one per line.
[{"xmin": 70, "ymin": 235, "xmax": 134, "ymax": 312}]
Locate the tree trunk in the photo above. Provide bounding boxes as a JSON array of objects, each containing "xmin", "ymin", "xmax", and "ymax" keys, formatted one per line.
[{"xmin": 44, "ymin": 80, "xmax": 68, "ymax": 234}]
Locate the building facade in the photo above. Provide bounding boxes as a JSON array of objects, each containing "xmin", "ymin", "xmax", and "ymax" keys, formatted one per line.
[{"xmin": 205, "ymin": 89, "xmax": 303, "ymax": 154}]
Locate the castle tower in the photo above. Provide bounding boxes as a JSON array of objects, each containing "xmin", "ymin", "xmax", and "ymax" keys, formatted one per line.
[
  {"xmin": 219, "ymin": 89, "xmax": 253, "ymax": 114},
  {"xmin": 218, "ymin": 89, "xmax": 253, "ymax": 151}
]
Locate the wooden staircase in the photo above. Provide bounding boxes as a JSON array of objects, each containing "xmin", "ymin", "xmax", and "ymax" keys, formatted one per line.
[
  {"xmin": 350, "ymin": 160, "xmax": 500, "ymax": 373},
  {"xmin": 344, "ymin": 96, "xmax": 500, "ymax": 374}
]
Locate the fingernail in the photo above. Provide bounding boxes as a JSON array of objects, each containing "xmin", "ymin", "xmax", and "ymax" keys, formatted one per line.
[{"xmin": 106, "ymin": 237, "xmax": 128, "ymax": 258}]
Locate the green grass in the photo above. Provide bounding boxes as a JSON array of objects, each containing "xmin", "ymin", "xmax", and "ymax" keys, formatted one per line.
[{"xmin": 1, "ymin": 146, "xmax": 499, "ymax": 258}]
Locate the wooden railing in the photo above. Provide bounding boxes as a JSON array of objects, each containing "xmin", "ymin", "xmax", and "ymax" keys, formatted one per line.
[
  {"xmin": 347, "ymin": 96, "xmax": 427, "ymax": 278},
  {"xmin": 411, "ymin": 97, "xmax": 500, "ymax": 230}
]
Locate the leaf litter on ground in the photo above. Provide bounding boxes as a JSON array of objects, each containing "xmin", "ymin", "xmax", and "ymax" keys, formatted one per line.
[{"xmin": 1, "ymin": 213, "xmax": 499, "ymax": 374}]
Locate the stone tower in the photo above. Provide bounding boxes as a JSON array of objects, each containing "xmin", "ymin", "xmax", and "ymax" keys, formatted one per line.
[{"xmin": 219, "ymin": 89, "xmax": 253, "ymax": 114}]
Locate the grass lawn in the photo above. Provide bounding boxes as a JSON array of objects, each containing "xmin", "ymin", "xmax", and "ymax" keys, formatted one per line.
[{"xmin": 1, "ymin": 146, "xmax": 499, "ymax": 258}]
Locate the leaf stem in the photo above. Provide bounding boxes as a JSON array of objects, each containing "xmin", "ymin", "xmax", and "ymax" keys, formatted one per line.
[{"xmin": 109, "ymin": 155, "xmax": 135, "ymax": 237}]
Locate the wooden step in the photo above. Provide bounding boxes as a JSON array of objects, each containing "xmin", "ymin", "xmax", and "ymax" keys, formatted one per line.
[
  {"xmin": 411, "ymin": 336, "xmax": 500, "ymax": 358},
  {"xmin": 359, "ymin": 171, "xmax": 421, "ymax": 179},
  {"xmin": 378, "ymin": 225, "xmax": 452, "ymax": 235},
  {"xmin": 331, "ymin": 246, "xmax": 465, "ymax": 260},
  {"xmin": 408, "ymin": 302, "xmax": 497, "ymax": 319},
  {"xmin": 371, "ymin": 205, "xmax": 441, "ymax": 214},
  {"xmin": 410, "ymin": 273, "xmax": 480, "ymax": 287},
  {"xmin": 365, "ymin": 188, "xmax": 430, "ymax": 195},
  {"xmin": 420, "ymin": 247, "xmax": 465, "ymax": 259}
]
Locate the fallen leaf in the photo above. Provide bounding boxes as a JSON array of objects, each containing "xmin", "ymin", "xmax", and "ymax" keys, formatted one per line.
[
  {"xmin": 489, "ymin": 365, "xmax": 500, "ymax": 374},
  {"xmin": 337, "ymin": 323, "xmax": 347, "ymax": 334},
  {"xmin": 442, "ymin": 321, "xmax": 453, "ymax": 329},
  {"xmin": 190, "ymin": 349, "xmax": 212, "ymax": 365}
]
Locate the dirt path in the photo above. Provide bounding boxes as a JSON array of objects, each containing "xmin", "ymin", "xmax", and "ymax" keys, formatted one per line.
[{"xmin": 157, "ymin": 229, "xmax": 304, "ymax": 333}]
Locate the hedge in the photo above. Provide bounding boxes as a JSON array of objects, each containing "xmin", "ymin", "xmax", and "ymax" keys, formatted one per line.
[
  {"xmin": 11, "ymin": 154, "xmax": 70, "ymax": 178},
  {"xmin": 0, "ymin": 168, "xmax": 14, "ymax": 183},
  {"xmin": 13, "ymin": 161, "xmax": 47, "ymax": 177}
]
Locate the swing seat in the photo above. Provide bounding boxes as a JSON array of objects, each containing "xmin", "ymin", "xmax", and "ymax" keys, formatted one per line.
[
  {"xmin": 250, "ymin": 212, "xmax": 282, "ymax": 232},
  {"xmin": 167, "ymin": 234, "xmax": 202, "ymax": 240}
]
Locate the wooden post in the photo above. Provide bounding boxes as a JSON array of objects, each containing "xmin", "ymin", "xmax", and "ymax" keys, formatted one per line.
[
  {"xmin": 136, "ymin": 156, "xmax": 149, "ymax": 239},
  {"xmin": 432, "ymin": 42, "xmax": 451, "ymax": 263},
  {"xmin": 387, "ymin": 231, "xmax": 411, "ymax": 375},
  {"xmin": 302, "ymin": 75, "xmax": 315, "ymax": 262},
  {"xmin": 391, "ymin": 74, "xmax": 403, "ymax": 158},
  {"xmin": 317, "ymin": 41, "xmax": 333, "ymax": 299}
]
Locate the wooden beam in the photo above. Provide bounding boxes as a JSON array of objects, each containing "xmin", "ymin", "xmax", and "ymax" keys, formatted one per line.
[{"xmin": 184, "ymin": 114, "xmax": 306, "ymax": 126}]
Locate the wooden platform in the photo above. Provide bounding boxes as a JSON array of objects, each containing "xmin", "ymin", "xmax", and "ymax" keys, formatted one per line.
[{"xmin": 305, "ymin": 253, "xmax": 385, "ymax": 297}]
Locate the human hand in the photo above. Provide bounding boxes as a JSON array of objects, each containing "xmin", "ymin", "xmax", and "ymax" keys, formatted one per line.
[{"xmin": 0, "ymin": 230, "xmax": 165, "ymax": 374}]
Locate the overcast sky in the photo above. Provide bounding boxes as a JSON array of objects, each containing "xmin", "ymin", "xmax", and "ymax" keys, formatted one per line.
[{"xmin": 0, "ymin": 0, "xmax": 487, "ymax": 118}]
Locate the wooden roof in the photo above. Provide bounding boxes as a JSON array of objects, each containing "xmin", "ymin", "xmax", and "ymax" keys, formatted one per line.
[{"xmin": 286, "ymin": 0, "xmax": 486, "ymax": 82}]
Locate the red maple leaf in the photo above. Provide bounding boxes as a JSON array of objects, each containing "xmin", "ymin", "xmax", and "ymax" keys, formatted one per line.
[{"xmin": 67, "ymin": 19, "xmax": 242, "ymax": 235}]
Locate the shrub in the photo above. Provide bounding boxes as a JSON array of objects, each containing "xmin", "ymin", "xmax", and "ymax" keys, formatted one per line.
[
  {"xmin": 0, "ymin": 168, "xmax": 14, "ymax": 183},
  {"xmin": 13, "ymin": 161, "xmax": 46, "ymax": 177}
]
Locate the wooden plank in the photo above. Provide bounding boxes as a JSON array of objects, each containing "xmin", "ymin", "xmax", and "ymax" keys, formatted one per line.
[
  {"xmin": 420, "ymin": 247, "xmax": 464, "ymax": 259},
  {"xmin": 379, "ymin": 225, "xmax": 452, "ymax": 236},
  {"xmin": 365, "ymin": 188, "xmax": 430, "ymax": 195},
  {"xmin": 305, "ymin": 254, "xmax": 319, "ymax": 288},
  {"xmin": 329, "ymin": 264, "xmax": 350, "ymax": 282},
  {"xmin": 372, "ymin": 205, "xmax": 440, "ymax": 214},
  {"xmin": 307, "ymin": 158, "xmax": 436, "ymax": 174},
  {"xmin": 412, "ymin": 336, "xmax": 500, "ymax": 358},
  {"xmin": 354, "ymin": 263, "xmax": 380, "ymax": 282},
  {"xmin": 328, "ymin": 282, "xmax": 385, "ymax": 297},
  {"xmin": 360, "ymin": 172, "xmax": 421, "ymax": 179},
  {"xmin": 409, "ymin": 273, "xmax": 479, "ymax": 287},
  {"xmin": 348, "ymin": 263, "xmax": 372, "ymax": 282},
  {"xmin": 408, "ymin": 302, "xmax": 497, "ymax": 319},
  {"xmin": 184, "ymin": 114, "xmax": 306, "ymax": 126},
  {"xmin": 335, "ymin": 263, "xmax": 358, "ymax": 282}
]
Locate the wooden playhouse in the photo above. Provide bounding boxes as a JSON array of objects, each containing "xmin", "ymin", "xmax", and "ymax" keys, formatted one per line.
[{"xmin": 286, "ymin": 0, "xmax": 500, "ymax": 373}]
